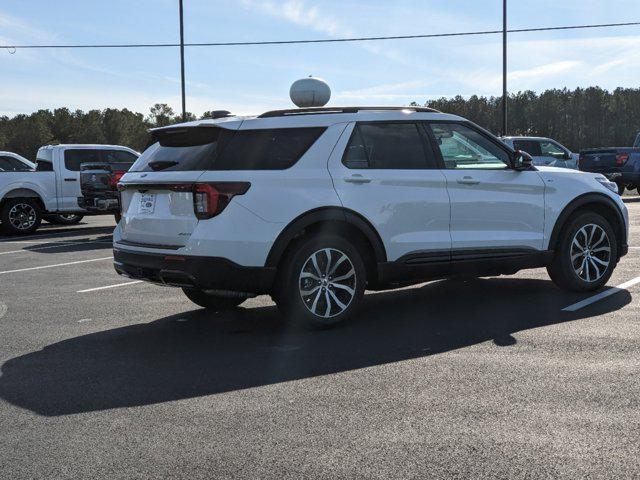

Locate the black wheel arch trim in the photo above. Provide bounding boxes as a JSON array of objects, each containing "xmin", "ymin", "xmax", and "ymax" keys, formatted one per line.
[
  {"xmin": 548, "ymin": 192, "xmax": 627, "ymax": 257},
  {"xmin": 265, "ymin": 206, "xmax": 387, "ymax": 268}
]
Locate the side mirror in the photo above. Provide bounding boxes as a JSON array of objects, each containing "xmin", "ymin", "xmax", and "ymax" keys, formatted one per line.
[{"xmin": 513, "ymin": 150, "xmax": 534, "ymax": 170}]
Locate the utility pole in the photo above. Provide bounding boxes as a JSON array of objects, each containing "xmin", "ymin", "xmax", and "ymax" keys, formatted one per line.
[
  {"xmin": 502, "ymin": 0, "xmax": 507, "ymax": 136},
  {"xmin": 179, "ymin": 0, "xmax": 187, "ymax": 121}
]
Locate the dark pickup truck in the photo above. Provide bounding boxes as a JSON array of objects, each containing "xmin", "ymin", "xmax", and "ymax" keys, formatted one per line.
[
  {"xmin": 578, "ymin": 133, "xmax": 640, "ymax": 194},
  {"xmin": 78, "ymin": 161, "xmax": 134, "ymax": 221}
]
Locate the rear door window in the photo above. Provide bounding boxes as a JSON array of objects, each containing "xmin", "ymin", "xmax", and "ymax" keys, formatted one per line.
[
  {"xmin": 342, "ymin": 122, "xmax": 433, "ymax": 169},
  {"xmin": 64, "ymin": 149, "xmax": 103, "ymax": 171}
]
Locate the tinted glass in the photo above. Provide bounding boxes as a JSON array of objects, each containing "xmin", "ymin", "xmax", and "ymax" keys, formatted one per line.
[
  {"xmin": 540, "ymin": 141, "xmax": 565, "ymax": 158},
  {"xmin": 130, "ymin": 127, "xmax": 229, "ymax": 172},
  {"xmin": 0, "ymin": 156, "xmax": 31, "ymax": 171},
  {"xmin": 36, "ymin": 160, "xmax": 53, "ymax": 172},
  {"xmin": 131, "ymin": 127, "xmax": 325, "ymax": 172},
  {"xmin": 215, "ymin": 128, "xmax": 325, "ymax": 170},
  {"xmin": 513, "ymin": 140, "xmax": 542, "ymax": 156},
  {"xmin": 64, "ymin": 150, "xmax": 102, "ymax": 171},
  {"xmin": 430, "ymin": 123, "xmax": 510, "ymax": 169},
  {"xmin": 343, "ymin": 123, "xmax": 430, "ymax": 169}
]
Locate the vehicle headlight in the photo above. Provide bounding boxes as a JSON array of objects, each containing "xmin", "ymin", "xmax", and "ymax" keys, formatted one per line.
[{"xmin": 595, "ymin": 176, "xmax": 618, "ymax": 194}]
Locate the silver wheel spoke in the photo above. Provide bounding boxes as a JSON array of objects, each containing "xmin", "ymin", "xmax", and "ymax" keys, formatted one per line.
[
  {"xmin": 331, "ymin": 269, "xmax": 355, "ymax": 283},
  {"xmin": 331, "ymin": 282, "xmax": 355, "ymax": 295},
  {"xmin": 299, "ymin": 247, "xmax": 357, "ymax": 319},
  {"xmin": 571, "ymin": 223, "xmax": 611, "ymax": 283},
  {"xmin": 590, "ymin": 256, "xmax": 609, "ymax": 267},
  {"xmin": 300, "ymin": 285, "xmax": 321, "ymax": 296},
  {"xmin": 324, "ymin": 290, "xmax": 331, "ymax": 317},
  {"xmin": 588, "ymin": 258, "xmax": 601, "ymax": 277},
  {"xmin": 310, "ymin": 289, "xmax": 322, "ymax": 314},
  {"xmin": 328, "ymin": 289, "xmax": 347, "ymax": 311},
  {"xmin": 311, "ymin": 253, "xmax": 322, "ymax": 277},
  {"xmin": 300, "ymin": 272, "xmax": 320, "ymax": 281}
]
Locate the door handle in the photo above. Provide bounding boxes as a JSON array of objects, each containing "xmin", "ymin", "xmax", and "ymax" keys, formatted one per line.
[
  {"xmin": 457, "ymin": 176, "xmax": 480, "ymax": 185},
  {"xmin": 344, "ymin": 175, "xmax": 371, "ymax": 184},
  {"xmin": 64, "ymin": 178, "xmax": 77, "ymax": 182}
]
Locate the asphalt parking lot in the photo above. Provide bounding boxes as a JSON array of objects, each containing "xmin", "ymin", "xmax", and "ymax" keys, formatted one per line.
[{"xmin": 1, "ymin": 196, "xmax": 639, "ymax": 479}]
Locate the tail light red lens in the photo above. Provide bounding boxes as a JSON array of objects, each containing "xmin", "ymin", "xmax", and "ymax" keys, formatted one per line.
[
  {"xmin": 169, "ymin": 182, "xmax": 250, "ymax": 219},
  {"xmin": 109, "ymin": 171, "xmax": 126, "ymax": 188},
  {"xmin": 616, "ymin": 153, "xmax": 629, "ymax": 166}
]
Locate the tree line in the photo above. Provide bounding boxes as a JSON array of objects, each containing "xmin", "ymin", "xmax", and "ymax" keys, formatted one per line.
[
  {"xmin": 0, "ymin": 103, "xmax": 222, "ymax": 160},
  {"xmin": 1, "ymin": 86, "xmax": 639, "ymax": 160},
  {"xmin": 417, "ymin": 86, "xmax": 640, "ymax": 151}
]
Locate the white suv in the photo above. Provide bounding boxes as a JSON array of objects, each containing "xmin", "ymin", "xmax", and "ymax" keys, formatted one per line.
[{"xmin": 113, "ymin": 107, "xmax": 629, "ymax": 327}]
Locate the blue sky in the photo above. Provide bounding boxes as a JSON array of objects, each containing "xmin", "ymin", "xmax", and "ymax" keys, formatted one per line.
[{"xmin": 1, "ymin": 0, "xmax": 639, "ymax": 117}]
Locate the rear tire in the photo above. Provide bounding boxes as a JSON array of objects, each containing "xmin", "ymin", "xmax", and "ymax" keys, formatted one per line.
[
  {"xmin": 547, "ymin": 212, "xmax": 617, "ymax": 292},
  {"xmin": 182, "ymin": 288, "xmax": 245, "ymax": 311},
  {"xmin": 44, "ymin": 213, "xmax": 84, "ymax": 225},
  {"xmin": 0, "ymin": 198, "xmax": 42, "ymax": 235},
  {"xmin": 274, "ymin": 234, "xmax": 366, "ymax": 328}
]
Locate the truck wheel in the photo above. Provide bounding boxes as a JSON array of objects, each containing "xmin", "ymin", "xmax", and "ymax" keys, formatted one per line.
[
  {"xmin": 547, "ymin": 212, "xmax": 617, "ymax": 292},
  {"xmin": 274, "ymin": 234, "xmax": 366, "ymax": 328},
  {"xmin": 44, "ymin": 213, "xmax": 84, "ymax": 225},
  {"xmin": 182, "ymin": 288, "xmax": 245, "ymax": 311},
  {"xmin": 0, "ymin": 198, "xmax": 42, "ymax": 235}
]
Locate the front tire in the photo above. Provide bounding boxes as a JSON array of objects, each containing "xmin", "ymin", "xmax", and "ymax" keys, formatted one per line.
[
  {"xmin": 274, "ymin": 234, "xmax": 366, "ymax": 328},
  {"xmin": 0, "ymin": 198, "xmax": 42, "ymax": 235},
  {"xmin": 547, "ymin": 212, "xmax": 617, "ymax": 292},
  {"xmin": 182, "ymin": 288, "xmax": 245, "ymax": 311}
]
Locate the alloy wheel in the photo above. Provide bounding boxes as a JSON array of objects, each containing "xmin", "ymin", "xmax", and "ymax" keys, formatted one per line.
[
  {"xmin": 8, "ymin": 203, "xmax": 37, "ymax": 231},
  {"xmin": 570, "ymin": 223, "xmax": 611, "ymax": 283},
  {"xmin": 298, "ymin": 248, "xmax": 356, "ymax": 318}
]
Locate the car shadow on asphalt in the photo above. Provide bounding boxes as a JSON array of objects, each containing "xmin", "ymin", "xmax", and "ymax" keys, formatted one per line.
[
  {"xmin": 0, "ymin": 225, "xmax": 115, "ymax": 241},
  {"xmin": 15, "ymin": 235, "xmax": 114, "ymax": 254},
  {"xmin": 0, "ymin": 277, "xmax": 631, "ymax": 416}
]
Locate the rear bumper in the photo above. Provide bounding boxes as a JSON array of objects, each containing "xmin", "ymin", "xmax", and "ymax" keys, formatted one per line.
[{"xmin": 113, "ymin": 248, "xmax": 276, "ymax": 294}]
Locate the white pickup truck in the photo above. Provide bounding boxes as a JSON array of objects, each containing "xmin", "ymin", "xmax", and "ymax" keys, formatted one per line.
[{"xmin": 0, "ymin": 144, "xmax": 139, "ymax": 235}]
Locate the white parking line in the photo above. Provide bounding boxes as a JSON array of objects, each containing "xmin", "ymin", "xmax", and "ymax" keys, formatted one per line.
[
  {"xmin": 0, "ymin": 240, "xmax": 110, "ymax": 255},
  {"xmin": 77, "ymin": 281, "xmax": 142, "ymax": 293},
  {"xmin": 0, "ymin": 257, "xmax": 112, "ymax": 275},
  {"xmin": 562, "ymin": 276, "xmax": 640, "ymax": 312}
]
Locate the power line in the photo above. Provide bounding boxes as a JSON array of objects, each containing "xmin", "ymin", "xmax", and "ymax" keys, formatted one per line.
[{"xmin": 2, "ymin": 21, "xmax": 639, "ymax": 50}]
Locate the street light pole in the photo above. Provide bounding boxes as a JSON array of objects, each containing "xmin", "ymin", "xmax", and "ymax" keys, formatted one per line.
[
  {"xmin": 502, "ymin": 0, "xmax": 507, "ymax": 136},
  {"xmin": 179, "ymin": 0, "xmax": 186, "ymax": 121}
]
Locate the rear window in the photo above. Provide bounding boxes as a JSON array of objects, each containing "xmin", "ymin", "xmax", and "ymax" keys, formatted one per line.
[
  {"xmin": 129, "ymin": 126, "xmax": 325, "ymax": 172},
  {"xmin": 64, "ymin": 150, "xmax": 103, "ymax": 171},
  {"xmin": 65, "ymin": 149, "xmax": 138, "ymax": 171}
]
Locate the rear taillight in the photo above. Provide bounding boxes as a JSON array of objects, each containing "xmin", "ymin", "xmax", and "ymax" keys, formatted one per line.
[
  {"xmin": 170, "ymin": 182, "xmax": 251, "ymax": 219},
  {"xmin": 109, "ymin": 171, "xmax": 126, "ymax": 188},
  {"xmin": 616, "ymin": 153, "xmax": 629, "ymax": 166}
]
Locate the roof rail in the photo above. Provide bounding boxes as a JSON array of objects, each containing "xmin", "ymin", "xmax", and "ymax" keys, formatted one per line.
[{"xmin": 258, "ymin": 106, "xmax": 440, "ymax": 118}]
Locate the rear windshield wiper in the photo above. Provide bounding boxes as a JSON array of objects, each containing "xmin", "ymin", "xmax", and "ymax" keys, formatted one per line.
[{"xmin": 148, "ymin": 160, "xmax": 179, "ymax": 171}]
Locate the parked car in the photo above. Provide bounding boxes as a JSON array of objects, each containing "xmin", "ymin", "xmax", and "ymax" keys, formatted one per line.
[
  {"xmin": 578, "ymin": 132, "xmax": 640, "ymax": 194},
  {"xmin": 0, "ymin": 151, "xmax": 36, "ymax": 171},
  {"xmin": 79, "ymin": 154, "xmax": 138, "ymax": 222},
  {"xmin": 113, "ymin": 107, "xmax": 628, "ymax": 327},
  {"xmin": 501, "ymin": 136, "xmax": 578, "ymax": 169},
  {"xmin": 0, "ymin": 144, "xmax": 139, "ymax": 235}
]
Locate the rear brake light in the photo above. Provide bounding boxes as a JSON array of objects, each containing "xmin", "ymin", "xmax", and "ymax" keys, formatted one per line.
[
  {"xmin": 109, "ymin": 171, "xmax": 126, "ymax": 188},
  {"xmin": 616, "ymin": 153, "xmax": 629, "ymax": 166},
  {"xmin": 169, "ymin": 182, "xmax": 250, "ymax": 219}
]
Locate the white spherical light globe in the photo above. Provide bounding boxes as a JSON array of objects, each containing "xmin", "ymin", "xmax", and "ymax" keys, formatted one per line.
[{"xmin": 290, "ymin": 77, "xmax": 331, "ymax": 108}]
